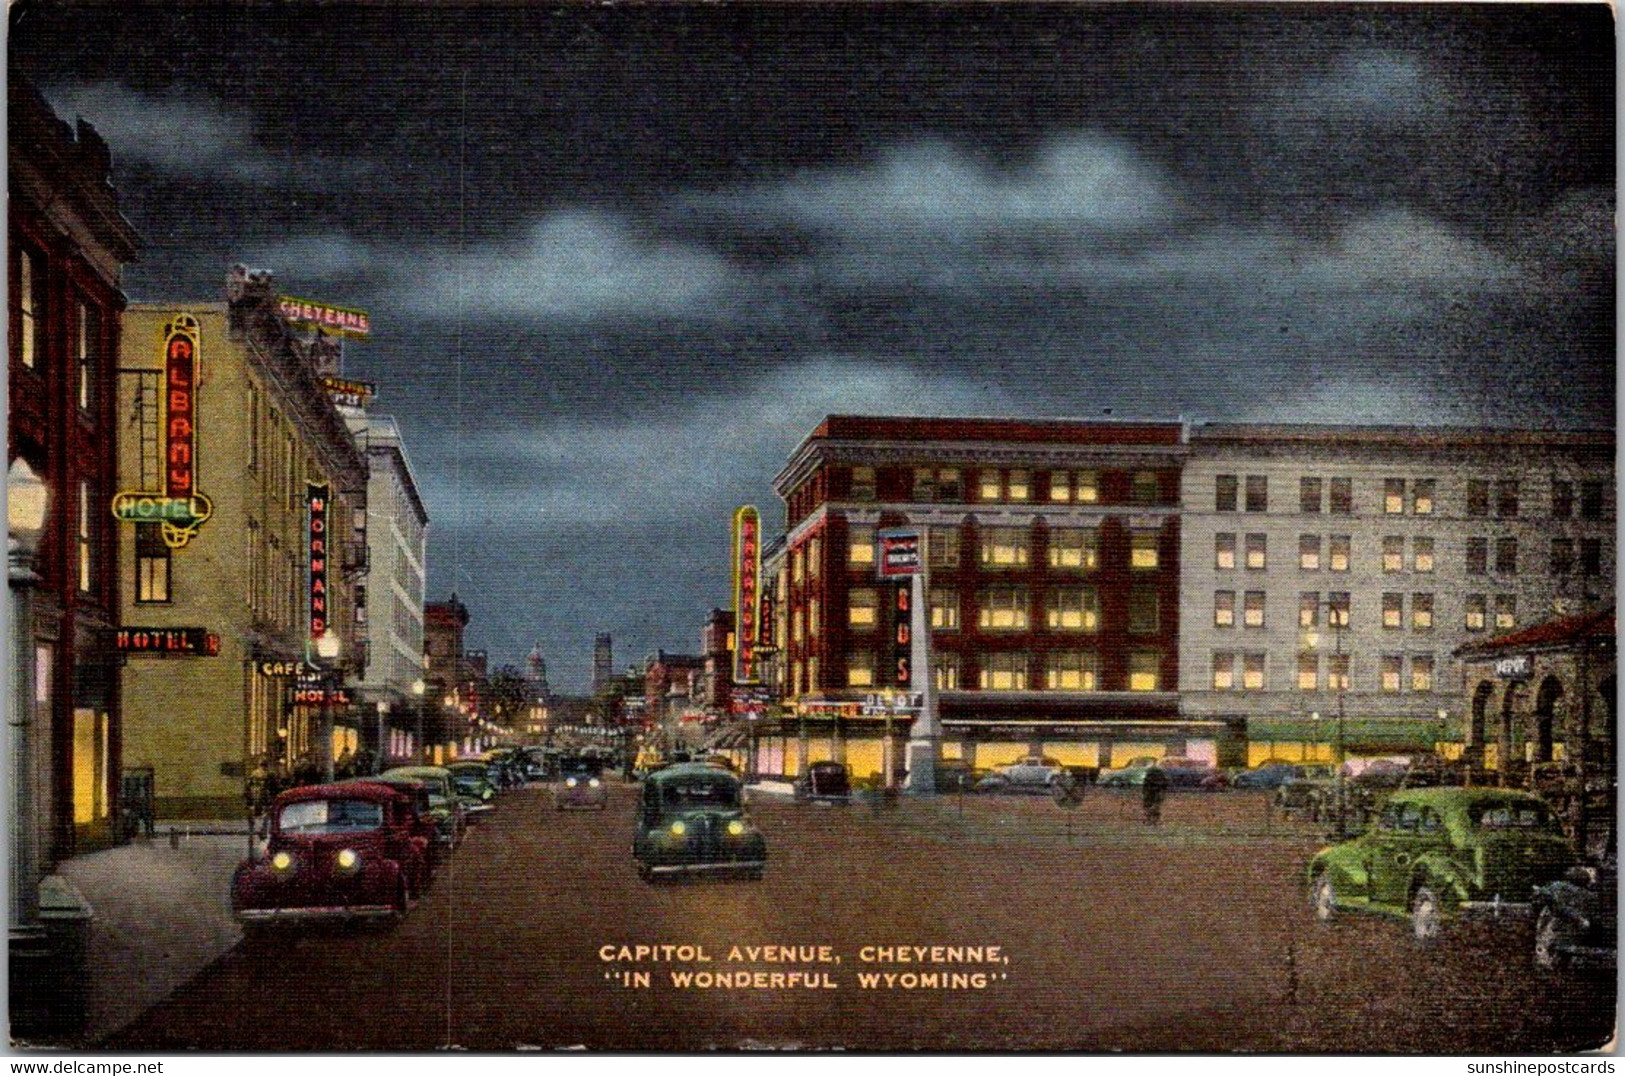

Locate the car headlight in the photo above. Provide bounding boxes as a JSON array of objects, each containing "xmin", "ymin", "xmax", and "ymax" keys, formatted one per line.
[
  {"xmin": 271, "ymin": 851, "xmax": 294, "ymax": 873},
  {"xmin": 727, "ymin": 820, "xmax": 746, "ymax": 837},
  {"xmin": 589, "ymin": 778, "xmax": 601, "ymax": 788},
  {"xmin": 566, "ymin": 777, "xmax": 578, "ymax": 788},
  {"xmin": 335, "ymin": 848, "xmax": 360, "ymax": 873},
  {"xmin": 670, "ymin": 821, "xmax": 688, "ymax": 837}
]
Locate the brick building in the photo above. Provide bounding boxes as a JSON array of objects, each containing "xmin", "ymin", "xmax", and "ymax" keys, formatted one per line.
[{"xmin": 9, "ymin": 77, "xmax": 140, "ymax": 854}]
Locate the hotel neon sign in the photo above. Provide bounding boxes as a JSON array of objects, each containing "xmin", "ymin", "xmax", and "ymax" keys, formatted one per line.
[{"xmin": 111, "ymin": 314, "xmax": 213, "ymax": 549}]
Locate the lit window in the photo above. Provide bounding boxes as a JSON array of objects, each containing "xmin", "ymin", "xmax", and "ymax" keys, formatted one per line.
[
  {"xmin": 1049, "ymin": 528, "xmax": 1099, "ymax": 570},
  {"xmin": 1381, "ymin": 655, "xmax": 1402, "ymax": 693},
  {"xmin": 1048, "ymin": 587, "xmax": 1100, "ymax": 632},
  {"xmin": 980, "ymin": 652, "xmax": 1029, "ymax": 691},
  {"xmin": 1413, "ymin": 537, "xmax": 1434, "ymax": 573},
  {"xmin": 848, "ymin": 526, "xmax": 875, "ymax": 567},
  {"xmin": 930, "ymin": 587, "xmax": 959, "ymax": 631},
  {"xmin": 980, "ymin": 527, "xmax": 1030, "ymax": 568},
  {"xmin": 1494, "ymin": 595, "xmax": 1516, "ymax": 631},
  {"xmin": 1329, "ymin": 536, "xmax": 1351, "ymax": 572},
  {"xmin": 1299, "ymin": 592, "xmax": 1319, "ymax": 628},
  {"xmin": 1299, "ymin": 534, "xmax": 1320, "ymax": 571},
  {"xmin": 1131, "ymin": 533, "xmax": 1160, "ymax": 570},
  {"xmin": 1215, "ymin": 533, "xmax": 1236, "ymax": 570},
  {"xmin": 1465, "ymin": 594, "xmax": 1486, "ymax": 632},
  {"xmin": 1128, "ymin": 651, "xmax": 1161, "ymax": 692},
  {"xmin": 846, "ymin": 652, "xmax": 874, "ymax": 688},
  {"xmin": 1007, "ymin": 470, "xmax": 1030, "ymax": 502},
  {"xmin": 1297, "ymin": 653, "xmax": 1319, "ymax": 691},
  {"xmin": 808, "ymin": 598, "xmax": 820, "ymax": 637},
  {"xmin": 1214, "ymin": 590, "xmax": 1235, "ymax": 628},
  {"xmin": 807, "ymin": 537, "xmax": 822, "ymax": 578},
  {"xmin": 1383, "ymin": 536, "xmax": 1404, "ymax": 573},
  {"xmin": 1328, "ymin": 655, "xmax": 1350, "ymax": 691},
  {"xmin": 1328, "ymin": 592, "xmax": 1350, "ymax": 628},
  {"xmin": 792, "ymin": 548, "xmax": 805, "ymax": 584},
  {"xmin": 1412, "ymin": 480, "xmax": 1435, "ymax": 515},
  {"xmin": 1242, "ymin": 653, "xmax": 1265, "ymax": 691},
  {"xmin": 1048, "ymin": 651, "xmax": 1098, "ymax": 691},
  {"xmin": 136, "ymin": 524, "xmax": 171, "ymax": 603},
  {"xmin": 1384, "ymin": 478, "xmax": 1405, "ymax": 514},
  {"xmin": 848, "ymin": 588, "xmax": 878, "ymax": 628},
  {"xmin": 1243, "ymin": 590, "xmax": 1265, "ymax": 628},
  {"xmin": 979, "ymin": 472, "xmax": 1003, "ymax": 501},
  {"xmin": 1244, "ymin": 534, "xmax": 1266, "ymax": 570},
  {"xmin": 1052, "ymin": 470, "xmax": 1099, "ymax": 504},
  {"xmin": 1382, "ymin": 592, "xmax": 1403, "ymax": 629},
  {"xmin": 76, "ymin": 301, "xmax": 100, "ymax": 413},
  {"xmin": 1212, "ymin": 653, "xmax": 1235, "ymax": 691},
  {"xmin": 1412, "ymin": 593, "xmax": 1434, "ymax": 631},
  {"xmin": 1411, "ymin": 655, "xmax": 1434, "ymax": 693},
  {"xmin": 16, "ymin": 247, "xmax": 41, "ymax": 369},
  {"xmin": 77, "ymin": 481, "xmax": 94, "ymax": 593},
  {"xmin": 933, "ymin": 655, "xmax": 960, "ymax": 690},
  {"xmin": 978, "ymin": 586, "xmax": 1030, "ymax": 631}
]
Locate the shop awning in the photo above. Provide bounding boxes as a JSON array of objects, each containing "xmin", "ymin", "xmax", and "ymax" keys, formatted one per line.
[{"xmin": 1246, "ymin": 718, "xmax": 1448, "ymax": 751}]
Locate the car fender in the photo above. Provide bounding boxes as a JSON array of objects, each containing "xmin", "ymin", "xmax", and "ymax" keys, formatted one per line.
[
  {"xmin": 1411, "ymin": 856, "xmax": 1472, "ymax": 906},
  {"xmin": 1308, "ymin": 846, "xmax": 1367, "ymax": 893}
]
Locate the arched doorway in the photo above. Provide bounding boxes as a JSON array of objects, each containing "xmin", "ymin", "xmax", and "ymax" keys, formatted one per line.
[
  {"xmin": 1533, "ymin": 676, "xmax": 1563, "ymax": 764},
  {"xmin": 1470, "ymin": 680, "xmax": 1494, "ymax": 749},
  {"xmin": 1499, "ymin": 682, "xmax": 1525, "ymax": 783}
]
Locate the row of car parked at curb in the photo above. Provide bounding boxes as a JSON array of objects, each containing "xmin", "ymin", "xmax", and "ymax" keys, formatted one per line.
[{"xmin": 230, "ymin": 747, "xmax": 600, "ymax": 931}]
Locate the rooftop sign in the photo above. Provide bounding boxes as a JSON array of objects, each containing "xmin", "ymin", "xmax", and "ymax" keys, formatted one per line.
[{"xmin": 278, "ymin": 296, "xmax": 372, "ymax": 339}]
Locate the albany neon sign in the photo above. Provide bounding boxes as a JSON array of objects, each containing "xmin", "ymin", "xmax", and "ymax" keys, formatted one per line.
[
  {"xmin": 731, "ymin": 506, "xmax": 761, "ymax": 684},
  {"xmin": 111, "ymin": 314, "xmax": 213, "ymax": 549}
]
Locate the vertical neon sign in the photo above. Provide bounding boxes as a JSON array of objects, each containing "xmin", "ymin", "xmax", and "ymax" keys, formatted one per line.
[
  {"xmin": 732, "ymin": 506, "xmax": 761, "ymax": 684},
  {"xmin": 308, "ymin": 482, "xmax": 330, "ymax": 639}
]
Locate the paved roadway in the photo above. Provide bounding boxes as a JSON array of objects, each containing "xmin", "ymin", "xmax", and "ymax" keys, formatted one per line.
[{"xmin": 106, "ymin": 782, "xmax": 1613, "ymax": 1052}]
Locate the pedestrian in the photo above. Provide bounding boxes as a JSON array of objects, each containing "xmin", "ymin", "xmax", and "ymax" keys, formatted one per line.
[{"xmin": 1141, "ymin": 765, "xmax": 1170, "ymax": 825}]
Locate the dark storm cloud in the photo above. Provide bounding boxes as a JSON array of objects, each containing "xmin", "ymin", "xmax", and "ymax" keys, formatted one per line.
[{"xmin": 12, "ymin": 2, "xmax": 1612, "ymax": 689}]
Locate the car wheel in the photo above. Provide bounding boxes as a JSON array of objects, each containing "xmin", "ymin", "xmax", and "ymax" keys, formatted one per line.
[
  {"xmin": 1311, "ymin": 874, "xmax": 1338, "ymax": 924},
  {"xmin": 1410, "ymin": 886, "xmax": 1443, "ymax": 944},
  {"xmin": 637, "ymin": 864, "xmax": 653, "ymax": 883},
  {"xmin": 1533, "ymin": 907, "xmax": 1569, "ymax": 971}
]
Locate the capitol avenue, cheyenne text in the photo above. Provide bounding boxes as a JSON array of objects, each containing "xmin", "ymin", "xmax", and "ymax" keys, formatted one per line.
[{"xmin": 598, "ymin": 942, "xmax": 1011, "ymax": 990}]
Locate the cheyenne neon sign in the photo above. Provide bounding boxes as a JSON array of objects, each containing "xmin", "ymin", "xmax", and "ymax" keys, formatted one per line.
[
  {"xmin": 308, "ymin": 482, "xmax": 331, "ymax": 639},
  {"xmin": 731, "ymin": 506, "xmax": 761, "ymax": 684},
  {"xmin": 110, "ymin": 314, "xmax": 212, "ymax": 549},
  {"xmin": 279, "ymin": 296, "xmax": 372, "ymax": 339}
]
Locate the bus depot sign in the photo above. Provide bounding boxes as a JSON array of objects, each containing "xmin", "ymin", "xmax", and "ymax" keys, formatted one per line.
[
  {"xmin": 877, "ymin": 529, "xmax": 922, "ymax": 578},
  {"xmin": 321, "ymin": 377, "xmax": 376, "ymax": 408},
  {"xmin": 112, "ymin": 627, "xmax": 220, "ymax": 656},
  {"xmin": 731, "ymin": 505, "xmax": 761, "ymax": 684},
  {"xmin": 278, "ymin": 296, "xmax": 372, "ymax": 339},
  {"xmin": 111, "ymin": 314, "xmax": 214, "ymax": 549}
]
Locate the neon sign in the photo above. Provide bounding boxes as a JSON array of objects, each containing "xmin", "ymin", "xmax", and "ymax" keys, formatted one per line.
[
  {"xmin": 110, "ymin": 314, "xmax": 212, "ymax": 549},
  {"xmin": 731, "ymin": 506, "xmax": 761, "ymax": 684},
  {"xmin": 278, "ymin": 296, "xmax": 372, "ymax": 339},
  {"xmin": 308, "ymin": 482, "xmax": 330, "ymax": 639},
  {"xmin": 112, "ymin": 627, "xmax": 220, "ymax": 656}
]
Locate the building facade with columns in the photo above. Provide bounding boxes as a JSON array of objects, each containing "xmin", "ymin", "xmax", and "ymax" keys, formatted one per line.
[
  {"xmin": 1180, "ymin": 425, "xmax": 1615, "ymax": 766},
  {"xmin": 760, "ymin": 415, "xmax": 1198, "ymax": 781}
]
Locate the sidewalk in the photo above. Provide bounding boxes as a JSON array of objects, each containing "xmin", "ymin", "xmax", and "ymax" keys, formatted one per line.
[{"xmin": 45, "ymin": 823, "xmax": 248, "ymax": 1047}]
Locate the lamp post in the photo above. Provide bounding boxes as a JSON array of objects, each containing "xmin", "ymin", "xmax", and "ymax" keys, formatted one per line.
[
  {"xmin": 313, "ymin": 632, "xmax": 342, "ymax": 781},
  {"xmin": 9, "ymin": 458, "xmax": 48, "ymax": 938},
  {"xmin": 375, "ymin": 700, "xmax": 390, "ymax": 775},
  {"xmin": 1304, "ymin": 596, "xmax": 1348, "ymax": 837},
  {"xmin": 411, "ymin": 678, "xmax": 425, "ymax": 766}
]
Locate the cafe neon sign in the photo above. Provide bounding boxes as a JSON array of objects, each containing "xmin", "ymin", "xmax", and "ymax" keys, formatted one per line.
[{"xmin": 111, "ymin": 314, "xmax": 213, "ymax": 548}]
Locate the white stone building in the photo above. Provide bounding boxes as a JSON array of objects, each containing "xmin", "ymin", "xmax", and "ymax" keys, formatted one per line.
[{"xmin": 1180, "ymin": 425, "xmax": 1614, "ymax": 765}]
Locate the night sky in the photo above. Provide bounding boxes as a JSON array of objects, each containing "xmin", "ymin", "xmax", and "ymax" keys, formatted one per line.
[{"xmin": 10, "ymin": 3, "xmax": 1614, "ymax": 690}]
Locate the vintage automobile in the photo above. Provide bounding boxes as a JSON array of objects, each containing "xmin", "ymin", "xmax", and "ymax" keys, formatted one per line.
[
  {"xmin": 1157, "ymin": 756, "xmax": 1227, "ymax": 791},
  {"xmin": 1231, "ymin": 761, "xmax": 1302, "ymax": 790},
  {"xmin": 1272, "ymin": 765, "xmax": 1338, "ymax": 817},
  {"xmin": 1306, "ymin": 787, "xmax": 1577, "ymax": 943},
  {"xmin": 446, "ymin": 760, "xmax": 499, "ymax": 805},
  {"xmin": 368, "ymin": 772, "xmax": 465, "ymax": 849},
  {"xmin": 793, "ymin": 761, "xmax": 852, "ymax": 805},
  {"xmin": 1098, "ymin": 756, "xmax": 1161, "ymax": 788},
  {"xmin": 338, "ymin": 775, "xmax": 444, "ymax": 869},
  {"xmin": 1531, "ymin": 857, "xmax": 1617, "ymax": 971},
  {"xmin": 633, "ymin": 763, "xmax": 766, "ymax": 881},
  {"xmin": 232, "ymin": 781, "xmax": 430, "ymax": 930},
  {"xmin": 383, "ymin": 765, "xmax": 491, "ymax": 821},
  {"xmin": 554, "ymin": 759, "xmax": 609, "ymax": 811},
  {"xmin": 933, "ymin": 758, "xmax": 987, "ymax": 793},
  {"xmin": 975, "ymin": 755, "xmax": 1067, "ymax": 793}
]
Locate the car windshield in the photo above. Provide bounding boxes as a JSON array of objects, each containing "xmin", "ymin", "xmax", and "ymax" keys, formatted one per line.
[
  {"xmin": 1472, "ymin": 802, "xmax": 1558, "ymax": 832},
  {"xmin": 662, "ymin": 778, "xmax": 741, "ymax": 809},
  {"xmin": 452, "ymin": 775, "xmax": 484, "ymax": 793},
  {"xmin": 279, "ymin": 798, "xmax": 384, "ymax": 834}
]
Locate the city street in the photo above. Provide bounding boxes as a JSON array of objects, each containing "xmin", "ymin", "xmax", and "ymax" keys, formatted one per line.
[{"xmin": 105, "ymin": 782, "xmax": 1612, "ymax": 1053}]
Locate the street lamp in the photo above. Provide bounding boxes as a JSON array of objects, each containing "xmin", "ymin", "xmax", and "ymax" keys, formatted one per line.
[
  {"xmin": 411, "ymin": 678, "xmax": 426, "ymax": 765},
  {"xmin": 313, "ymin": 632, "xmax": 341, "ymax": 781},
  {"xmin": 1303, "ymin": 598, "xmax": 1349, "ymax": 837},
  {"xmin": 375, "ymin": 700, "xmax": 390, "ymax": 775},
  {"xmin": 9, "ymin": 457, "xmax": 48, "ymax": 937}
]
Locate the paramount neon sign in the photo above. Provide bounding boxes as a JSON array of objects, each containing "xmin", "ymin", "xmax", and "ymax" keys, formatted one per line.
[
  {"xmin": 732, "ymin": 506, "xmax": 761, "ymax": 684},
  {"xmin": 110, "ymin": 315, "xmax": 212, "ymax": 549}
]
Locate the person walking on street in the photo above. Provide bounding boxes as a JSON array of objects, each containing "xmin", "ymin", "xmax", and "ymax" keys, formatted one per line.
[{"xmin": 1142, "ymin": 764, "xmax": 1170, "ymax": 825}]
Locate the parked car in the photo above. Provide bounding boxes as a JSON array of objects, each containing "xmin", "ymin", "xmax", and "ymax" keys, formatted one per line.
[
  {"xmin": 1157, "ymin": 756, "xmax": 1227, "ymax": 791},
  {"xmin": 554, "ymin": 759, "xmax": 609, "ymax": 811},
  {"xmin": 933, "ymin": 759, "xmax": 987, "ymax": 793},
  {"xmin": 1231, "ymin": 761, "xmax": 1302, "ymax": 790},
  {"xmin": 232, "ymin": 781, "xmax": 430, "ymax": 930},
  {"xmin": 1098, "ymin": 757, "xmax": 1161, "ymax": 789},
  {"xmin": 976, "ymin": 756, "xmax": 1067, "ymax": 793},
  {"xmin": 794, "ymin": 761, "xmax": 852, "ymax": 805},
  {"xmin": 446, "ymin": 761, "xmax": 499, "ymax": 806},
  {"xmin": 1273, "ymin": 765, "xmax": 1338, "ymax": 817},
  {"xmin": 383, "ymin": 765, "xmax": 490, "ymax": 821},
  {"xmin": 1531, "ymin": 857, "xmax": 1617, "ymax": 971},
  {"xmin": 367, "ymin": 772, "xmax": 465, "ymax": 849},
  {"xmin": 1307, "ymin": 788, "xmax": 1576, "ymax": 943},
  {"xmin": 633, "ymin": 763, "xmax": 766, "ymax": 882},
  {"xmin": 339, "ymin": 775, "xmax": 444, "ymax": 870}
]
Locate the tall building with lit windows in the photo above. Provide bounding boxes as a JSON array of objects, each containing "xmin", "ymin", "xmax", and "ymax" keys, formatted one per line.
[
  {"xmin": 115, "ymin": 267, "xmax": 369, "ymax": 817},
  {"xmin": 1180, "ymin": 425, "xmax": 1615, "ymax": 768},
  {"xmin": 757, "ymin": 415, "xmax": 1200, "ymax": 780}
]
